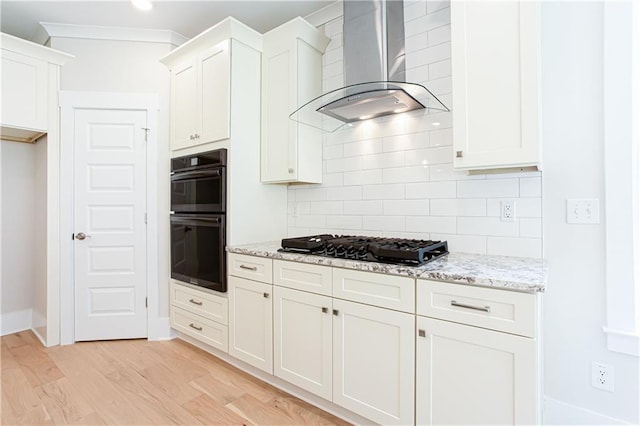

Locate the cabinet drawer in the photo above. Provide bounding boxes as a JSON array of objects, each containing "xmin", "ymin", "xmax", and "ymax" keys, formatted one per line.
[
  {"xmin": 273, "ymin": 260, "xmax": 332, "ymax": 296},
  {"xmin": 170, "ymin": 281, "xmax": 228, "ymax": 325},
  {"xmin": 332, "ymin": 268, "xmax": 415, "ymax": 313},
  {"xmin": 171, "ymin": 306, "xmax": 228, "ymax": 352},
  {"xmin": 228, "ymin": 253, "xmax": 273, "ymax": 283},
  {"xmin": 417, "ymin": 280, "xmax": 536, "ymax": 337}
]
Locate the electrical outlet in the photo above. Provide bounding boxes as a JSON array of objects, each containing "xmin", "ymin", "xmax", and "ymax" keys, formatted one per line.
[
  {"xmin": 591, "ymin": 361, "xmax": 614, "ymax": 392},
  {"xmin": 567, "ymin": 199, "xmax": 600, "ymax": 224},
  {"xmin": 501, "ymin": 200, "xmax": 516, "ymax": 222}
]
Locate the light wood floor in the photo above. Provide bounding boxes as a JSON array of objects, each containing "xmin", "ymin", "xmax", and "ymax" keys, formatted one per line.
[{"xmin": 1, "ymin": 331, "xmax": 351, "ymax": 425}]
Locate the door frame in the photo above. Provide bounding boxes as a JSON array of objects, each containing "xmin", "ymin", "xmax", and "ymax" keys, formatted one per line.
[{"xmin": 59, "ymin": 91, "xmax": 159, "ymax": 345}]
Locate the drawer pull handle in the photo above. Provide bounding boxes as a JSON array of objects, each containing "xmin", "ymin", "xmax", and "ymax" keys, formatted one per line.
[
  {"xmin": 451, "ymin": 300, "xmax": 491, "ymax": 313},
  {"xmin": 418, "ymin": 329, "xmax": 426, "ymax": 338},
  {"xmin": 189, "ymin": 323, "xmax": 203, "ymax": 331},
  {"xmin": 189, "ymin": 299, "xmax": 203, "ymax": 306},
  {"xmin": 239, "ymin": 264, "xmax": 258, "ymax": 271}
]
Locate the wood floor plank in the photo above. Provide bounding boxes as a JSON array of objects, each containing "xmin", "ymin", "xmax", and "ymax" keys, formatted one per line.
[
  {"xmin": 182, "ymin": 394, "xmax": 250, "ymax": 425},
  {"xmin": 34, "ymin": 377, "xmax": 94, "ymax": 424},
  {"xmin": 267, "ymin": 394, "xmax": 352, "ymax": 426},
  {"xmin": 0, "ymin": 330, "xmax": 39, "ymax": 349},
  {"xmin": 8, "ymin": 344, "xmax": 65, "ymax": 387},
  {"xmin": 139, "ymin": 362, "xmax": 203, "ymax": 405},
  {"xmin": 1, "ymin": 364, "xmax": 47, "ymax": 421},
  {"xmin": 1, "ymin": 342, "xmax": 19, "ymax": 371},
  {"xmin": 189, "ymin": 373, "xmax": 248, "ymax": 405},
  {"xmin": 226, "ymin": 394, "xmax": 299, "ymax": 425}
]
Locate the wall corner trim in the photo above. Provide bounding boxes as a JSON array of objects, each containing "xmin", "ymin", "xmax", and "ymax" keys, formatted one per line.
[{"xmin": 602, "ymin": 326, "xmax": 640, "ymax": 357}]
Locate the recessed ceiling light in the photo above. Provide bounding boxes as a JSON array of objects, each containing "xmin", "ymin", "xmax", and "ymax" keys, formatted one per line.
[
  {"xmin": 132, "ymin": 0, "xmax": 153, "ymax": 11},
  {"xmin": 432, "ymin": 122, "xmax": 441, "ymax": 126}
]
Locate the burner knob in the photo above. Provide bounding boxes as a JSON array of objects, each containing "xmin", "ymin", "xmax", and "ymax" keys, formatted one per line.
[
  {"xmin": 335, "ymin": 244, "xmax": 346, "ymax": 257},
  {"xmin": 326, "ymin": 243, "xmax": 336, "ymax": 255},
  {"xmin": 346, "ymin": 245, "xmax": 357, "ymax": 258},
  {"xmin": 357, "ymin": 247, "xmax": 368, "ymax": 259}
]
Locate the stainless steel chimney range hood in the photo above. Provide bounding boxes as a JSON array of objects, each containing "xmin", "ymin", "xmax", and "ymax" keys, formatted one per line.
[{"xmin": 290, "ymin": 0, "xmax": 449, "ymax": 132}]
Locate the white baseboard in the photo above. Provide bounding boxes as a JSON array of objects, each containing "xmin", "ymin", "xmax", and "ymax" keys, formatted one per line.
[
  {"xmin": 1, "ymin": 309, "xmax": 32, "ymax": 336},
  {"xmin": 148, "ymin": 317, "xmax": 174, "ymax": 341},
  {"xmin": 544, "ymin": 396, "xmax": 632, "ymax": 425}
]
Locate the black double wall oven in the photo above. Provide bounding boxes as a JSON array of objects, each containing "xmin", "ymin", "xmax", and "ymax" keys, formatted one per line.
[{"xmin": 170, "ymin": 149, "xmax": 227, "ymax": 292}]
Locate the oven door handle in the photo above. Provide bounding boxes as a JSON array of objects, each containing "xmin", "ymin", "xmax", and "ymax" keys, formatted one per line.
[
  {"xmin": 170, "ymin": 215, "xmax": 223, "ymax": 225},
  {"xmin": 170, "ymin": 169, "xmax": 222, "ymax": 181}
]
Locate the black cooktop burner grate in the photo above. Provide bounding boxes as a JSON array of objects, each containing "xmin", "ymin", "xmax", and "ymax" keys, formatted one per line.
[{"xmin": 280, "ymin": 235, "xmax": 449, "ymax": 265}]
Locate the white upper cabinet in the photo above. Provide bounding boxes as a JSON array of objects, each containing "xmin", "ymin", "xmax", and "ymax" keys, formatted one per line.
[
  {"xmin": 0, "ymin": 33, "xmax": 72, "ymax": 143},
  {"xmin": 161, "ymin": 19, "xmax": 261, "ymax": 152},
  {"xmin": 451, "ymin": 1, "xmax": 542, "ymax": 172},
  {"xmin": 261, "ymin": 18, "xmax": 329, "ymax": 184}
]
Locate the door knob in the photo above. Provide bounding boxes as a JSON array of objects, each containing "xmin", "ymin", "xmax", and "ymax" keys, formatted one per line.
[{"xmin": 74, "ymin": 232, "xmax": 91, "ymax": 240}]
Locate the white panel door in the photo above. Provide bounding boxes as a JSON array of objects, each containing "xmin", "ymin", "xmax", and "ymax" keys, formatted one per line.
[
  {"xmin": 73, "ymin": 108, "xmax": 147, "ymax": 341},
  {"xmin": 416, "ymin": 316, "xmax": 537, "ymax": 425},
  {"xmin": 332, "ymin": 299, "xmax": 415, "ymax": 425},
  {"xmin": 273, "ymin": 286, "xmax": 332, "ymax": 400}
]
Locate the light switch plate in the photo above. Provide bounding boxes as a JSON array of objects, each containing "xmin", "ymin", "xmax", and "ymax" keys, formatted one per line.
[{"xmin": 566, "ymin": 199, "xmax": 600, "ymax": 224}]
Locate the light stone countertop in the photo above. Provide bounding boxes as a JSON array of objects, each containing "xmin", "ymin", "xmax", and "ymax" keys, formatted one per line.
[{"xmin": 227, "ymin": 242, "xmax": 548, "ymax": 293}]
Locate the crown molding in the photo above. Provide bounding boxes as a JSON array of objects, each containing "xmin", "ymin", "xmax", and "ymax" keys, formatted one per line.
[
  {"xmin": 304, "ymin": 0, "xmax": 342, "ymax": 27},
  {"xmin": 32, "ymin": 22, "xmax": 188, "ymax": 47}
]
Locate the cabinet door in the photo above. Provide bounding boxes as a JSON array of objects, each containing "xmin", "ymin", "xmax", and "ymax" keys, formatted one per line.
[
  {"xmin": 0, "ymin": 49, "xmax": 47, "ymax": 131},
  {"xmin": 273, "ymin": 286, "xmax": 332, "ymax": 400},
  {"xmin": 333, "ymin": 299, "xmax": 415, "ymax": 425},
  {"xmin": 228, "ymin": 276, "xmax": 273, "ymax": 373},
  {"xmin": 171, "ymin": 58, "xmax": 198, "ymax": 150},
  {"xmin": 416, "ymin": 316, "xmax": 537, "ymax": 425},
  {"xmin": 451, "ymin": 1, "xmax": 541, "ymax": 170},
  {"xmin": 199, "ymin": 40, "xmax": 230, "ymax": 145}
]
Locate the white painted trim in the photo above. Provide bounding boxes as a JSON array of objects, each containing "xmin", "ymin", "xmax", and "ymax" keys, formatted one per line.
[
  {"xmin": 1, "ymin": 309, "xmax": 33, "ymax": 336},
  {"xmin": 543, "ymin": 396, "xmax": 632, "ymax": 425},
  {"xmin": 603, "ymin": 0, "xmax": 640, "ymax": 357},
  {"xmin": 59, "ymin": 91, "xmax": 159, "ymax": 345},
  {"xmin": 34, "ymin": 22, "xmax": 188, "ymax": 47},
  {"xmin": 0, "ymin": 32, "xmax": 74, "ymax": 64},
  {"xmin": 304, "ymin": 0, "xmax": 342, "ymax": 28},
  {"xmin": 148, "ymin": 317, "xmax": 174, "ymax": 341}
]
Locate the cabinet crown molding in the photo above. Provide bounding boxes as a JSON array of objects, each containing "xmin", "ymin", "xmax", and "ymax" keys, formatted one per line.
[
  {"xmin": 160, "ymin": 17, "xmax": 262, "ymax": 69},
  {"xmin": 263, "ymin": 17, "xmax": 330, "ymax": 53},
  {"xmin": 1, "ymin": 32, "xmax": 74, "ymax": 65}
]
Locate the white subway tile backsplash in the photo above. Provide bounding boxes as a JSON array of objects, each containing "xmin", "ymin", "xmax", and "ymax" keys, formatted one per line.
[
  {"xmin": 405, "ymin": 146, "xmax": 452, "ymax": 166},
  {"xmin": 428, "ymin": 24, "xmax": 451, "ymax": 46},
  {"xmin": 406, "ymin": 216, "xmax": 456, "ymax": 234},
  {"xmin": 520, "ymin": 218, "xmax": 542, "ymax": 238},
  {"xmin": 487, "ymin": 237, "xmax": 542, "ymax": 258},
  {"xmin": 383, "ymin": 166, "xmax": 430, "ymax": 183},
  {"xmin": 362, "ymin": 151, "xmax": 405, "ymax": 170},
  {"xmin": 327, "ymin": 215, "xmax": 363, "ymax": 230},
  {"xmin": 363, "ymin": 184, "xmax": 406, "ymax": 200},
  {"xmin": 363, "ymin": 216, "xmax": 406, "ymax": 232},
  {"xmin": 344, "ymin": 170, "xmax": 382, "ymax": 186},
  {"xmin": 520, "ymin": 177, "xmax": 542, "ymax": 197},
  {"xmin": 343, "ymin": 138, "xmax": 383, "ymax": 157},
  {"xmin": 406, "ymin": 181, "xmax": 456, "ymax": 199},
  {"xmin": 383, "ymin": 132, "xmax": 429, "ymax": 152},
  {"xmin": 431, "ymin": 199, "xmax": 486, "ymax": 217},
  {"xmin": 457, "ymin": 179, "xmax": 519, "ymax": 198},
  {"xmin": 344, "ymin": 200, "xmax": 384, "ymax": 216},
  {"xmin": 286, "ymin": 7, "xmax": 543, "ymax": 260},
  {"xmin": 431, "ymin": 233, "xmax": 487, "ymax": 255},
  {"xmin": 383, "ymin": 200, "xmax": 429, "ymax": 216},
  {"xmin": 326, "ymin": 186, "xmax": 362, "ymax": 201},
  {"xmin": 457, "ymin": 217, "xmax": 518, "ymax": 237},
  {"xmin": 429, "ymin": 59, "xmax": 452, "ymax": 80}
]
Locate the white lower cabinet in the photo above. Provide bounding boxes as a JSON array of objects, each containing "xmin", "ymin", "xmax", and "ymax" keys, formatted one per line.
[
  {"xmin": 333, "ymin": 299, "xmax": 415, "ymax": 425},
  {"xmin": 228, "ymin": 276, "xmax": 273, "ymax": 373},
  {"xmin": 273, "ymin": 286, "xmax": 333, "ymax": 400},
  {"xmin": 416, "ymin": 316, "xmax": 536, "ymax": 425}
]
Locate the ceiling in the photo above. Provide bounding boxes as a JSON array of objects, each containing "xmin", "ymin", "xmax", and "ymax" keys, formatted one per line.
[{"xmin": 0, "ymin": 0, "xmax": 335, "ymax": 42}]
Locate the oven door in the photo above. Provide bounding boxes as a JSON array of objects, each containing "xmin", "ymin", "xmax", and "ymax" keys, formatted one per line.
[
  {"xmin": 170, "ymin": 214, "xmax": 226, "ymax": 292},
  {"xmin": 170, "ymin": 167, "xmax": 226, "ymax": 213}
]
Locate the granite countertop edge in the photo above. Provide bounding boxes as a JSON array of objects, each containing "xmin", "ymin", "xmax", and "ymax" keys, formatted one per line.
[{"xmin": 227, "ymin": 242, "xmax": 548, "ymax": 293}]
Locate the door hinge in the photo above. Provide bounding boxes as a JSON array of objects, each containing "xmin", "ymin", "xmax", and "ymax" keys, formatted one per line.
[
  {"xmin": 142, "ymin": 127, "xmax": 150, "ymax": 142},
  {"xmin": 145, "ymin": 297, "xmax": 148, "ymax": 308},
  {"xmin": 144, "ymin": 213, "xmax": 147, "ymax": 224}
]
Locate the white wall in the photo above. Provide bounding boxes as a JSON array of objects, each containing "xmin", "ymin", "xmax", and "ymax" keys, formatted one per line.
[
  {"xmin": 0, "ymin": 141, "xmax": 39, "ymax": 334},
  {"xmin": 541, "ymin": 1, "xmax": 639, "ymax": 424},
  {"xmin": 48, "ymin": 35, "xmax": 174, "ymax": 321},
  {"xmin": 289, "ymin": 0, "xmax": 543, "ymax": 259}
]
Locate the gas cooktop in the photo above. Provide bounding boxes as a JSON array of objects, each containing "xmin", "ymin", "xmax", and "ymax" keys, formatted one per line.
[{"xmin": 279, "ymin": 234, "xmax": 449, "ymax": 265}]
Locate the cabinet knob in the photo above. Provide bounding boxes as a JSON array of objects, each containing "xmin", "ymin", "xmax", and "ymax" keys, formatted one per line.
[
  {"xmin": 263, "ymin": 292, "xmax": 270, "ymax": 299},
  {"xmin": 288, "ymin": 168, "xmax": 294, "ymax": 173},
  {"xmin": 195, "ymin": 134, "xmax": 200, "ymax": 139},
  {"xmin": 332, "ymin": 309, "xmax": 339, "ymax": 316},
  {"xmin": 321, "ymin": 307, "xmax": 328, "ymax": 313},
  {"xmin": 418, "ymin": 329, "xmax": 426, "ymax": 338},
  {"xmin": 190, "ymin": 135, "xmax": 194, "ymax": 140},
  {"xmin": 456, "ymin": 150, "xmax": 463, "ymax": 158}
]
